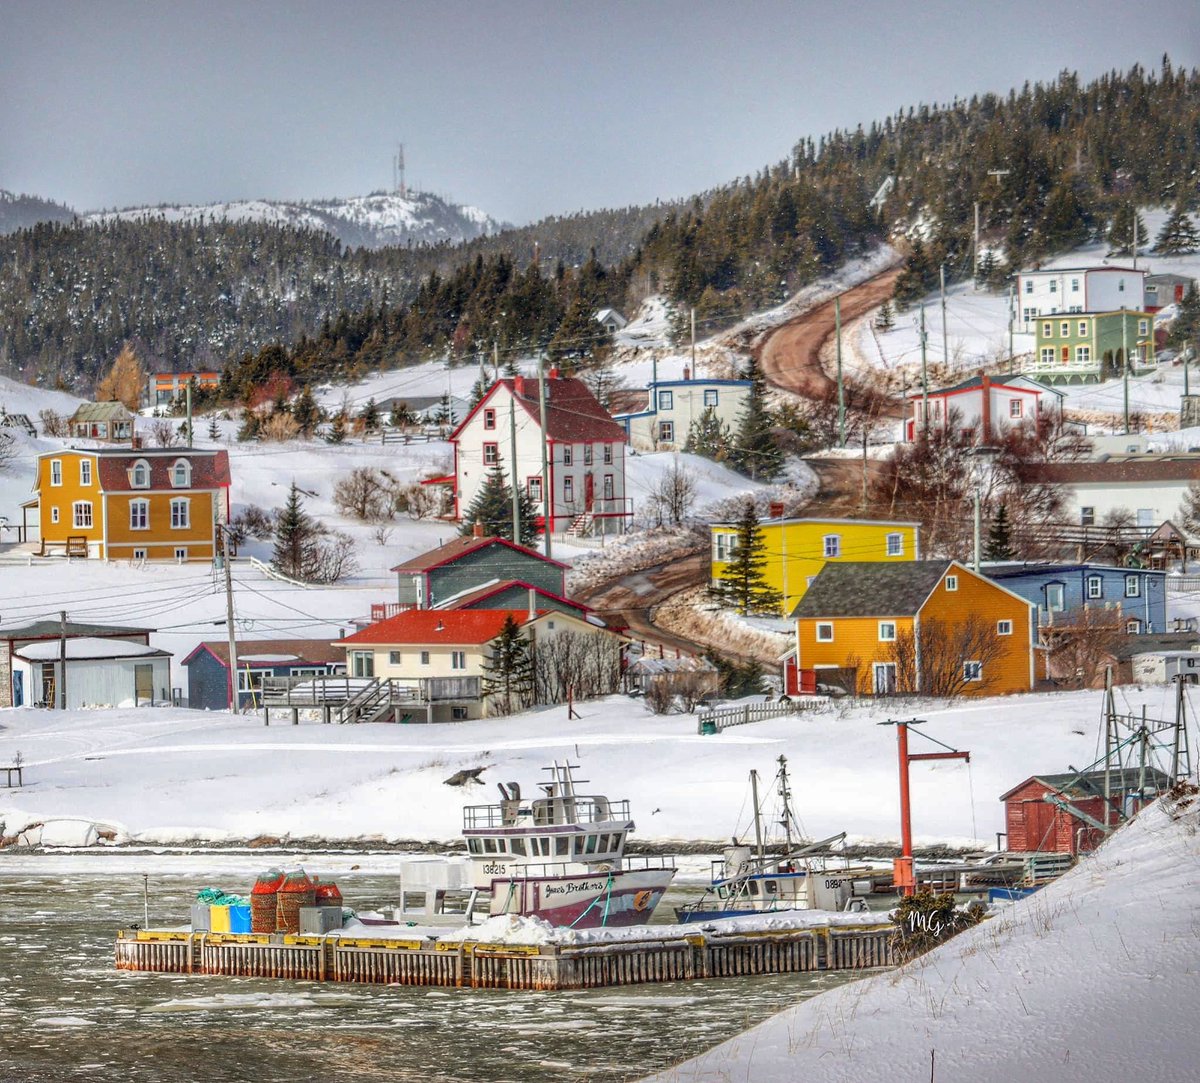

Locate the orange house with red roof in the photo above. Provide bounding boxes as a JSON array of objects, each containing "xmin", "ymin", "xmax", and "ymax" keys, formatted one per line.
[
  {"xmin": 336, "ymin": 606, "xmax": 623, "ymax": 720},
  {"xmin": 448, "ymin": 374, "xmax": 630, "ymax": 537}
]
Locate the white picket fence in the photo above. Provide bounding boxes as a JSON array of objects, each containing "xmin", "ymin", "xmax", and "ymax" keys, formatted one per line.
[{"xmin": 696, "ymin": 697, "xmax": 824, "ymax": 735}]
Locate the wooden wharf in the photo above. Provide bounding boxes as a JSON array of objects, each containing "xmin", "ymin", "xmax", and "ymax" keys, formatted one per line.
[{"xmin": 115, "ymin": 922, "xmax": 895, "ymax": 991}]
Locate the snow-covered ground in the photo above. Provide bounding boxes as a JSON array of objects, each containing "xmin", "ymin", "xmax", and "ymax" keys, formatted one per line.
[
  {"xmin": 646, "ymin": 788, "xmax": 1200, "ymax": 1083},
  {"xmin": 1, "ymin": 684, "xmax": 1188, "ymax": 850},
  {"xmin": 856, "ymin": 207, "xmax": 1200, "ymax": 425}
]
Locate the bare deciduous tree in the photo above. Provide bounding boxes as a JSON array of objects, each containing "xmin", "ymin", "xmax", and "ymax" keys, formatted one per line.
[
  {"xmin": 885, "ymin": 615, "xmax": 1006, "ymax": 698},
  {"xmin": 38, "ymin": 409, "xmax": 66, "ymax": 437},
  {"xmin": 149, "ymin": 419, "xmax": 177, "ymax": 447},
  {"xmin": 1044, "ymin": 606, "xmax": 1126, "ymax": 688},
  {"xmin": 533, "ymin": 631, "xmax": 622, "ymax": 704},
  {"xmin": 645, "ymin": 457, "xmax": 697, "ymax": 528},
  {"xmin": 95, "ymin": 343, "xmax": 146, "ymax": 411},
  {"xmin": 334, "ymin": 467, "xmax": 391, "ymax": 521}
]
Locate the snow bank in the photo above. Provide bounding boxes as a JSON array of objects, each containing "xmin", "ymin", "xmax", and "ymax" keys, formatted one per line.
[{"xmin": 645, "ymin": 789, "xmax": 1200, "ymax": 1082}]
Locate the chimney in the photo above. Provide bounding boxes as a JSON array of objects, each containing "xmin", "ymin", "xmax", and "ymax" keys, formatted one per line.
[
  {"xmin": 768, "ymin": 501, "xmax": 784, "ymax": 520},
  {"xmin": 435, "ymin": 619, "xmax": 445, "ymax": 632},
  {"xmin": 472, "ymin": 522, "xmax": 485, "ymax": 539},
  {"xmin": 683, "ymin": 365, "xmax": 690, "ymax": 381},
  {"xmin": 980, "ymin": 371, "xmax": 992, "ymax": 443},
  {"xmin": 548, "ymin": 367, "xmax": 560, "ymax": 380},
  {"xmin": 528, "ymin": 587, "xmax": 537, "ymax": 621},
  {"xmin": 514, "ymin": 375, "xmax": 526, "ymax": 397}
]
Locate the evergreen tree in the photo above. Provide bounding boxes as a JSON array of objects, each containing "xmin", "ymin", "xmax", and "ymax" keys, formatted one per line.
[
  {"xmin": 1032, "ymin": 180, "xmax": 1092, "ymax": 255},
  {"xmin": 95, "ymin": 344, "xmax": 147, "ymax": 411},
  {"xmin": 292, "ymin": 386, "xmax": 320, "ymax": 436},
  {"xmin": 272, "ymin": 483, "xmax": 320, "ymax": 580},
  {"xmin": 433, "ymin": 391, "xmax": 456, "ymax": 425},
  {"xmin": 468, "ymin": 375, "xmax": 490, "ymax": 409},
  {"xmin": 984, "ymin": 504, "xmax": 1014, "ymax": 561},
  {"xmin": 207, "ymin": 414, "xmax": 220, "ymax": 441},
  {"xmin": 236, "ymin": 411, "xmax": 260, "ymax": 442},
  {"xmin": 683, "ymin": 407, "xmax": 731, "ymax": 461},
  {"xmin": 875, "ymin": 299, "xmax": 896, "ymax": 330},
  {"xmin": 177, "ymin": 419, "xmax": 192, "ymax": 444},
  {"xmin": 326, "ymin": 411, "xmax": 348, "ymax": 444},
  {"xmin": 1106, "ymin": 203, "xmax": 1147, "ymax": 256},
  {"xmin": 1168, "ymin": 284, "xmax": 1200, "ymax": 352},
  {"xmin": 459, "ymin": 464, "xmax": 537, "ymax": 545},
  {"xmin": 480, "ymin": 615, "xmax": 535, "ymax": 716},
  {"xmin": 1155, "ymin": 202, "xmax": 1200, "ymax": 255},
  {"xmin": 360, "ymin": 397, "xmax": 380, "ymax": 432},
  {"xmin": 388, "ymin": 399, "xmax": 414, "ymax": 428},
  {"xmin": 710, "ymin": 500, "xmax": 783, "ymax": 615},
  {"xmin": 729, "ymin": 357, "xmax": 782, "ymax": 480}
]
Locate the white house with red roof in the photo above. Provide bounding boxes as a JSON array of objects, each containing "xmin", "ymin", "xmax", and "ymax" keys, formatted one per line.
[
  {"xmin": 336, "ymin": 607, "xmax": 622, "ymax": 720},
  {"xmin": 905, "ymin": 373, "xmax": 1054, "ymax": 443},
  {"xmin": 1015, "ymin": 265, "xmax": 1145, "ymax": 332},
  {"xmin": 449, "ymin": 373, "xmax": 630, "ymax": 536}
]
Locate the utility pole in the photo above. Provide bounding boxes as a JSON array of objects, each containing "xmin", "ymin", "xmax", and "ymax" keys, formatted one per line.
[
  {"xmin": 1007, "ymin": 283, "xmax": 1015, "ymax": 374},
  {"xmin": 1132, "ymin": 213, "xmax": 1138, "ymax": 271},
  {"xmin": 919, "ymin": 305, "xmax": 929, "ymax": 436},
  {"xmin": 1122, "ymin": 306, "xmax": 1130, "ymax": 435},
  {"xmin": 221, "ymin": 525, "xmax": 240, "ymax": 717},
  {"xmin": 690, "ymin": 307, "xmax": 696, "ymax": 372},
  {"xmin": 939, "ymin": 264, "xmax": 948, "ymax": 369},
  {"xmin": 835, "ymin": 295, "xmax": 845, "ymax": 448},
  {"xmin": 972, "ymin": 201, "xmax": 980, "ymax": 284},
  {"xmin": 58, "ymin": 609, "xmax": 68, "ymax": 710},
  {"xmin": 493, "ymin": 340, "xmax": 500, "ymax": 382},
  {"xmin": 973, "ymin": 489, "xmax": 982, "ymax": 572},
  {"xmin": 880, "ymin": 719, "xmax": 970, "ymax": 896},
  {"xmin": 537, "ymin": 354, "xmax": 552, "ymax": 558},
  {"xmin": 508, "ymin": 397, "xmax": 520, "ymax": 545},
  {"xmin": 185, "ymin": 380, "xmax": 193, "ymax": 448}
]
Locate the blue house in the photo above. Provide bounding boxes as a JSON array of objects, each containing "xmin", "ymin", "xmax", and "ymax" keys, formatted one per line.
[
  {"xmin": 983, "ymin": 563, "xmax": 1167, "ymax": 634},
  {"xmin": 183, "ymin": 639, "xmax": 346, "ymax": 711}
]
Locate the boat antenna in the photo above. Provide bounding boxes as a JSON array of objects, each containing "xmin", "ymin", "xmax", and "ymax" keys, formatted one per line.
[
  {"xmin": 776, "ymin": 755, "xmax": 798, "ymax": 853},
  {"xmin": 750, "ymin": 769, "xmax": 765, "ymax": 866}
]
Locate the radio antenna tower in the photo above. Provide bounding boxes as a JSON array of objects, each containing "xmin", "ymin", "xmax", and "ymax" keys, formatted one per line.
[{"xmin": 393, "ymin": 143, "xmax": 407, "ymax": 197}]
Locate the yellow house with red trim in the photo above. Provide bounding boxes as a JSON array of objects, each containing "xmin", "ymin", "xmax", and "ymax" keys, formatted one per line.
[
  {"xmin": 31, "ymin": 447, "xmax": 231, "ymax": 561},
  {"xmin": 791, "ymin": 560, "xmax": 1035, "ymax": 696}
]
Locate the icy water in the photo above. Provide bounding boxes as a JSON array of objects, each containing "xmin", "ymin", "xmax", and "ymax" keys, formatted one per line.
[{"xmin": 0, "ymin": 853, "xmax": 875, "ymax": 1083}]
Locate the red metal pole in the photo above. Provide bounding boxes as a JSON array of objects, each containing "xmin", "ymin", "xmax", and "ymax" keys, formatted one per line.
[{"xmin": 895, "ymin": 722, "xmax": 915, "ymax": 896}]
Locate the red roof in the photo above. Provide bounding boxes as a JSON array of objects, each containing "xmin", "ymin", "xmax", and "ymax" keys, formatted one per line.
[
  {"xmin": 390, "ymin": 535, "xmax": 569, "ymax": 574},
  {"xmin": 339, "ymin": 608, "xmax": 540, "ymax": 646},
  {"xmin": 451, "ymin": 376, "xmax": 627, "ymax": 444},
  {"xmin": 94, "ymin": 448, "xmax": 231, "ymax": 492}
]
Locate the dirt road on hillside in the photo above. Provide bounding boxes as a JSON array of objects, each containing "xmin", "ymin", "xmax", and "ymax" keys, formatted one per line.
[{"xmin": 757, "ymin": 264, "xmax": 904, "ymax": 401}]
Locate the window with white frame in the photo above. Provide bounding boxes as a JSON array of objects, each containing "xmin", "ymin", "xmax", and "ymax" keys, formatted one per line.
[
  {"xmin": 133, "ymin": 548, "xmax": 146, "ymax": 561},
  {"xmin": 1040, "ymin": 347, "xmax": 1055, "ymax": 365},
  {"xmin": 945, "ymin": 575, "xmax": 958, "ymax": 592},
  {"xmin": 1042, "ymin": 322, "xmax": 1052, "ymax": 337},
  {"xmin": 603, "ymin": 444, "xmax": 613, "ymax": 464},
  {"xmin": 1078, "ymin": 321, "xmax": 1088, "ymax": 336},
  {"xmin": 1049, "ymin": 279, "xmax": 1057, "ymax": 293},
  {"xmin": 878, "ymin": 621, "xmax": 897, "ymax": 642},
  {"xmin": 527, "ymin": 476, "xmax": 543, "ymax": 503},
  {"xmin": 997, "ymin": 620, "xmax": 1013, "ymax": 636},
  {"xmin": 80, "ymin": 460, "xmax": 92, "ymax": 486},
  {"xmin": 1024, "ymin": 280, "xmax": 1033, "ymax": 294},
  {"xmin": 1125, "ymin": 574, "xmax": 1141, "ymax": 598},
  {"xmin": 603, "ymin": 475, "xmax": 614, "ymax": 500},
  {"xmin": 171, "ymin": 459, "xmax": 191, "ymax": 488},
  {"xmin": 886, "ymin": 533, "xmax": 903, "ymax": 556},
  {"xmin": 50, "ymin": 459, "xmax": 62, "ymax": 486},
  {"xmin": 1024, "ymin": 307, "xmax": 1038, "ymax": 323},
  {"xmin": 657, "ymin": 390, "xmax": 673, "ymax": 410},
  {"xmin": 823, "ymin": 535, "xmax": 841, "ymax": 558},
  {"xmin": 1075, "ymin": 345, "xmax": 1091, "ymax": 364},
  {"xmin": 563, "ymin": 477, "xmax": 574, "ymax": 502},
  {"xmin": 72, "ymin": 501, "xmax": 93, "ymax": 528},
  {"xmin": 237, "ymin": 669, "xmax": 264, "ymax": 693},
  {"xmin": 1009, "ymin": 399, "xmax": 1022, "ymax": 418},
  {"xmin": 562, "ymin": 445, "xmax": 573, "ymax": 466},
  {"xmin": 420, "ymin": 651, "xmax": 430, "ymax": 665},
  {"xmin": 1087, "ymin": 576, "xmax": 1103, "ymax": 599},
  {"xmin": 658, "ymin": 421, "xmax": 674, "ymax": 443},
  {"xmin": 703, "ymin": 389, "xmax": 718, "ymax": 407},
  {"xmin": 451, "ymin": 650, "xmax": 466, "ymax": 670},
  {"xmin": 174, "ymin": 547, "xmax": 188, "ymax": 561},
  {"xmin": 483, "ymin": 442, "xmax": 499, "ymax": 465},
  {"xmin": 1060, "ymin": 321, "xmax": 1070, "ymax": 336},
  {"xmin": 714, "ymin": 533, "xmax": 739, "ymax": 562},
  {"xmin": 170, "ymin": 498, "xmax": 189, "ymax": 529},
  {"xmin": 351, "ymin": 651, "xmax": 374, "ymax": 678},
  {"xmin": 1138, "ymin": 319, "xmax": 1149, "ymax": 335},
  {"xmin": 1046, "ymin": 583, "xmax": 1065, "ymax": 611},
  {"xmin": 388, "ymin": 650, "xmax": 402, "ymax": 665},
  {"xmin": 483, "ymin": 408, "xmax": 496, "ymax": 430},
  {"xmin": 1080, "ymin": 507, "xmax": 1095, "ymax": 526},
  {"xmin": 583, "ymin": 444, "xmax": 593, "ymax": 465},
  {"xmin": 131, "ymin": 460, "xmax": 150, "ymax": 488},
  {"xmin": 963, "ymin": 660, "xmax": 983, "ymax": 682},
  {"xmin": 50, "ymin": 507, "xmax": 59, "ymax": 524},
  {"xmin": 1071, "ymin": 278, "xmax": 1080, "ymax": 292},
  {"xmin": 129, "ymin": 500, "xmax": 149, "ymax": 530},
  {"xmin": 1127, "ymin": 618, "xmax": 1141, "ymax": 634},
  {"xmin": 816, "ymin": 622, "xmax": 834, "ymax": 642}
]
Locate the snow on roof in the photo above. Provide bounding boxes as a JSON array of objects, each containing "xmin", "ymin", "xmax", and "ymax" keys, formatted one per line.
[{"xmin": 14, "ymin": 637, "xmax": 170, "ymax": 662}]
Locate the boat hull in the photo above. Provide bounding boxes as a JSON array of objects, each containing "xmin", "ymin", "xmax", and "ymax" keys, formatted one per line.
[{"xmin": 488, "ymin": 867, "xmax": 676, "ymax": 928}]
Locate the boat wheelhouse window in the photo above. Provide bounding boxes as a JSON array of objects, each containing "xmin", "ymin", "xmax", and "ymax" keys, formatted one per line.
[
  {"xmin": 748, "ymin": 881, "xmax": 760, "ymax": 895},
  {"xmin": 468, "ymin": 838, "xmax": 482, "ymax": 854},
  {"xmin": 573, "ymin": 836, "xmax": 586, "ymax": 857},
  {"xmin": 597, "ymin": 834, "xmax": 610, "ymax": 851},
  {"xmin": 510, "ymin": 838, "xmax": 526, "ymax": 856},
  {"xmin": 764, "ymin": 880, "xmax": 779, "ymax": 894},
  {"xmin": 554, "ymin": 836, "xmax": 569, "ymax": 856},
  {"xmin": 484, "ymin": 838, "xmax": 498, "ymax": 853}
]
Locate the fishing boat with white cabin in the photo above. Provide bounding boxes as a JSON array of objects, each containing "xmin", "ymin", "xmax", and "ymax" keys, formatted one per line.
[
  {"xmin": 398, "ymin": 761, "xmax": 676, "ymax": 928},
  {"xmin": 675, "ymin": 755, "xmax": 873, "ymax": 923}
]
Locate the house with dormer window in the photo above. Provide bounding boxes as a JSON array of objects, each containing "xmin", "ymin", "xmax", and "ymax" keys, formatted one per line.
[{"xmin": 30, "ymin": 447, "xmax": 231, "ymax": 561}]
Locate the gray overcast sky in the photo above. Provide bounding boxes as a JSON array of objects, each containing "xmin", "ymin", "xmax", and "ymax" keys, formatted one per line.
[{"xmin": 3, "ymin": 0, "xmax": 1199, "ymax": 226}]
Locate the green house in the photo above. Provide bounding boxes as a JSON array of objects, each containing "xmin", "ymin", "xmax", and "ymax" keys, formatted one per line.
[{"xmin": 1023, "ymin": 309, "xmax": 1155, "ymax": 385}]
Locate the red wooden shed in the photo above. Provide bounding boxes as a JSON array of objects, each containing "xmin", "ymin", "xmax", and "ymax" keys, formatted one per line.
[{"xmin": 1000, "ymin": 768, "xmax": 1172, "ymax": 855}]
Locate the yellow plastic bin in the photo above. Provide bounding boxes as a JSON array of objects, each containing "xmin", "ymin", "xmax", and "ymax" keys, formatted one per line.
[{"xmin": 209, "ymin": 904, "xmax": 232, "ymax": 933}]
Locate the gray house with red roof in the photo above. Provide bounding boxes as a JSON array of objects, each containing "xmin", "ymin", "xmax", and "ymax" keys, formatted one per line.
[{"xmin": 449, "ymin": 373, "xmax": 630, "ymax": 536}]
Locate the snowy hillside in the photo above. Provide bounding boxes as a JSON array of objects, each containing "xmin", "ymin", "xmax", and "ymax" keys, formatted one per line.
[
  {"xmin": 85, "ymin": 189, "xmax": 503, "ymax": 250},
  {"xmin": 0, "ymin": 188, "xmax": 76, "ymax": 234},
  {"xmin": 647, "ymin": 789, "xmax": 1200, "ymax": 1083}
]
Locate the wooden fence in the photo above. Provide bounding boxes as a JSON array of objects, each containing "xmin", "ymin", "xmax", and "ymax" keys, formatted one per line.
[{"xmin": 697, "ymin": 697, "xmax": 824, "ymax": 734}]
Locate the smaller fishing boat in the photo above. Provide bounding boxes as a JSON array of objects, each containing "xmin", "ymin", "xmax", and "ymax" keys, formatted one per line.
[{"xmin": 675, "ymin": 755, "xmax": 873, "ymax": 923}]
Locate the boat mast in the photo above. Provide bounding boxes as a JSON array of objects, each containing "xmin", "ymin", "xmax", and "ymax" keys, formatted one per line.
[
  {"xmin": 776, "ymin": 755, "xmax": 795, "ymax": 854},
  {"xmin": 750, "ymin": 770, "xmax": 765, "ymax": 866}
]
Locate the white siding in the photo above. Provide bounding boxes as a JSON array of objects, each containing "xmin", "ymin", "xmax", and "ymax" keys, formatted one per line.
[
  {"xmin": 11, "ymin": 656, "xmax": 170, "ymax": 709},
  {"xmin": 623, "ymin": 383, "xmax": 749, "ymax": 452}
]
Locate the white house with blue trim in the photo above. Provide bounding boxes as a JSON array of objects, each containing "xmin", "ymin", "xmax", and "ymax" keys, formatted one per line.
[{"xmin": 611, "ymin": 376, "xmax": 751, "ymax": 452}]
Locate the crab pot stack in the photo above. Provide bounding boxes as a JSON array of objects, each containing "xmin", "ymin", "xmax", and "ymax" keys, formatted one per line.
[
  {"xmin": 276, "ymin": 869, "xmax": 316, "ymax": 934},
  {"xmin": 314, "ymin": 879, "xmax": 342, "ymax": 910},
  {"xmin": 250, "ymin": 870, "xmax": 285, "ymax": 934}
]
